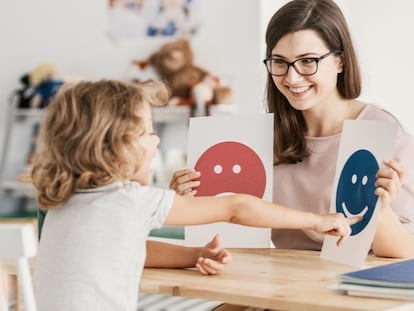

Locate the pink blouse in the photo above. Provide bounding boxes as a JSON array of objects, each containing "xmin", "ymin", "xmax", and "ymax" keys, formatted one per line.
[{"xmin": 271, "ymin": 104, "xmax": 414, "ymax": 250}]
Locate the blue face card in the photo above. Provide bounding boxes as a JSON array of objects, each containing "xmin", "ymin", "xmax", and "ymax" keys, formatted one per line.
[
  {"xmin": 321, "ymin": 120, "xmax": 397, "ymax": 267},
  {"xmin": 335, "ymin": 149, "xmax": 379, "ymax": 235}
]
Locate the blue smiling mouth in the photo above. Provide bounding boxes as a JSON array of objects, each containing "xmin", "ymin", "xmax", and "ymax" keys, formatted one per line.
[{"xmin": 341, "ymin": 202, "xmax": 368, "ymax": 218}]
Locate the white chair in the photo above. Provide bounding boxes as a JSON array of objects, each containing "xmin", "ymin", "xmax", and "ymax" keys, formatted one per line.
[{"xmin": 0, "ymin": 223, "xmax": 37, "ymax": 311}]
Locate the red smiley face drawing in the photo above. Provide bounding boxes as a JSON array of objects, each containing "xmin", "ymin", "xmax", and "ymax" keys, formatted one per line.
[{"xmin": 194, "ymin": 141, "xmax": 266, "ymax": 198}]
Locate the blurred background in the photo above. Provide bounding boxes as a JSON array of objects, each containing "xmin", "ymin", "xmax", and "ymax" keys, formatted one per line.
[{"xmin": 0, "ymin": 0, "xmax": 413, "ymax": 216}]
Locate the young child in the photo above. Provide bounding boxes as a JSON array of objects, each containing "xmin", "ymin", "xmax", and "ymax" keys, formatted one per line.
[{"xmin": 29, "ymin": 79, "xmax": 359, "ymax": 311}]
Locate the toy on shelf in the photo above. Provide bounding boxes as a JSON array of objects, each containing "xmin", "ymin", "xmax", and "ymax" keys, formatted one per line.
[
  {"xmin": 13, "ymin": 74, "xmax": 35, "ymax": 109},
  {"xmin": 133, "ymin": 38, "xmax": 232, "ymax": 116},
  {"xmin": 29, "ymin": 63, "xmax": 64, "ymax": 109}
]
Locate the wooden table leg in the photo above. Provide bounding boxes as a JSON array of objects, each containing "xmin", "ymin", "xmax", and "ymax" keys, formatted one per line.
[{"xmin": 0, "ymin": 263, "xmax": 8, "ymax": 310}]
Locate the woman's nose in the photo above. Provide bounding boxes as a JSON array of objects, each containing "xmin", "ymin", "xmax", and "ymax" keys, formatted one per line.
[{"xmin": 285, "ymin": 65, "xmax": 304, "ymax": 83}]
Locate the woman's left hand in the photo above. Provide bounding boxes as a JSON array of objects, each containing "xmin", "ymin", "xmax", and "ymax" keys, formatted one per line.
[{"xmin": 375, "ymin": 159, "xmax": 404, "ymax": 206}]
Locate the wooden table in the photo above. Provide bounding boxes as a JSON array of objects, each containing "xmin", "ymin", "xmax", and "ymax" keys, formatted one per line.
[
  {"xmin": 140, "ymin": 248, "xmax": 414, "ymax": 311},
  {"xmin": 3, "ymin": 248, "xmax": 414, "ymax": 311}
]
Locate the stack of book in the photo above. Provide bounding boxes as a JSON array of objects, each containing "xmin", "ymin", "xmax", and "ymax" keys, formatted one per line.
[{"xmin": 332, "ymin": 259, "xmax": 414, "ymax": 300}]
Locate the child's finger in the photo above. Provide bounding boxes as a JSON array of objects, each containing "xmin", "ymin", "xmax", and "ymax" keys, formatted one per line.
[
  {"xmin": 346, "ymin": 216, "xmax": 363, "ymax": 226},
  {"xmin": 195, "ymin": 262, "xmax": 209, "ymax": 275},
  {"xmin": 336, "ymin": 235, "xmax": 347, "ymax": 247},
  {"xmin": 197, "ymin": 258, "xmax": 223, "ymax": 275}
]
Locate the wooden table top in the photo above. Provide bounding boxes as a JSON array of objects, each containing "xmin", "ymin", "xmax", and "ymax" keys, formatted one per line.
[{"xmin": 140, "ymin": 248, "xmax": 414, "ymax": 311}]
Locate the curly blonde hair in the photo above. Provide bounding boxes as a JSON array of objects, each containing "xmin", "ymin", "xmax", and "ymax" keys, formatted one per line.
[{"xmin": 29, "ymin": 79, "xmax": 170, "ymax": 210}]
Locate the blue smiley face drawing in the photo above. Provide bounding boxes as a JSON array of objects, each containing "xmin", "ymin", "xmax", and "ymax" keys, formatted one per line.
[{"xmin": 336, "ymin": 149, "xmax": 379, "ymax": 235}]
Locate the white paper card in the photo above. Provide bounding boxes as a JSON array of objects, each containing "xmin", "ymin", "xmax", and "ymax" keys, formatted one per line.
[
  {"xmin": 185, "ymin": 113, "xmax": 274, "ymax": 247},
  {"xmin": 321, "ymin": 120, "xmax": 397, "ymax": 267}
]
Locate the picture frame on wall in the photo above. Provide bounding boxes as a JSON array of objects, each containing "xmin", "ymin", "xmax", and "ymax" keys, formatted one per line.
[{"xmin": 108, "ymin": 0, "xmax": 199, "ymax": 38}]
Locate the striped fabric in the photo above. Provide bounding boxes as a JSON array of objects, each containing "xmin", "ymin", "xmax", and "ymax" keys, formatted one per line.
[
  {"xmin": 8, "ymin": 286, "xmax": 221, "ymax": 310},
  {"xmin": 8, "ymin": 292, "xmax": 221, "ymax": 311},
  {"xmin": 137, "ymin": 293, "xmax": 221, "ymax": 311}
]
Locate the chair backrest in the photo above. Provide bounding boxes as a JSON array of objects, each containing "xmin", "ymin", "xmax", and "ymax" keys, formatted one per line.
[{"xmin": 0, "ymin": 223, "xmax": 37, "ymax": 311}]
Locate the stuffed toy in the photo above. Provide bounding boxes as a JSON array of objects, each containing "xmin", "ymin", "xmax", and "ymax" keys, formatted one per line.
[
  {"xmin": 14, "ymin": 73, "xmax": 35, "ymax": 109},
  {"xmin": 133, "ymin": 38, "xmax": 232, "ymax": 116},
  {"xmin": 29, "ymin": 63, "xmax": 64, "ymax": 108}
]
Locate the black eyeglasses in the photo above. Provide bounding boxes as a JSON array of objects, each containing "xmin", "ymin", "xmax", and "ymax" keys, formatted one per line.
[{"xmin": 263, "ymin": 51, "xmax": 336, "ymax": 76}]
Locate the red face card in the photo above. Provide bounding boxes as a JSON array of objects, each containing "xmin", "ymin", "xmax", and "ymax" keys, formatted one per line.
[{"xmin": 194, "ymin": 141, "xmax": 266, "ymax": 198}]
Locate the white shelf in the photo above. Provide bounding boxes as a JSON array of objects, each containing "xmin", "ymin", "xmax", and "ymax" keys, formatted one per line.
[
  {"xmin": 152, "ymin": 106, "xmax": 190, "ymax": 123},
  {"xmin": 13, "ymin": 109, "xmax": 43, "ymax": 118},
  {"xmin": 11, "ymin": 106, "xmax": 192, "ymax": 124}
]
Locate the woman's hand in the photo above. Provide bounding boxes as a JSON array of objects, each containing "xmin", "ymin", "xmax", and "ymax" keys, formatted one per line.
[
  {"xmin": 313, "ymin": 213, "xmax": 362, "ymax": 247},
  {"xmin": 196, "ymin": 234, "xmax": 232, "ymax": 275},
  {"xmin": 169, "ymin": 168, "xmax": 201, "ymax": 196},
  {"xmin": 375, "ymin": 159, "xmax": 404, "ymax": 207}
]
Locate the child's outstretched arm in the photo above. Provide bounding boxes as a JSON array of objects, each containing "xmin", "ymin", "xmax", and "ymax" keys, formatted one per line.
[
  {"xmin": 166, "ymin": 194, "xmax": 362, "ymax": 247},
  {"xmin": 145, "ymin": 234, "xmax": 231, "ymax": 275}
]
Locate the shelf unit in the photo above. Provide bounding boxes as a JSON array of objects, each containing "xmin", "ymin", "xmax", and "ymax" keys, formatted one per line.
[{"xmin": 0, "ymin": 98, "xmax": 41, "ymax": 212}]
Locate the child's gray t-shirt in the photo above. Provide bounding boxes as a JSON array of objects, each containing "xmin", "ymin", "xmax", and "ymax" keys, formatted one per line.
[{"xmin": 34, "ymin": 181, "xmax": 175, "ymax": 311}]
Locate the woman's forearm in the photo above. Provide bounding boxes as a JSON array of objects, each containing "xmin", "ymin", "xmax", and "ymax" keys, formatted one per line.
[{"xmin": 372, "ymin": 207, "xmax": 414, "ymax": 258}]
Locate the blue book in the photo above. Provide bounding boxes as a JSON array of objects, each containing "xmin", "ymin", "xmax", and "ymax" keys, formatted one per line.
[{"xmin": 338, "ymin": 259, "xmax": 414, "ymax": 289}]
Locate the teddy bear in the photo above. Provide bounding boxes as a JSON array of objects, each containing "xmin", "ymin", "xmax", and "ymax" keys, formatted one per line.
[{"xmin": 133, "ymin": 38, "xmax": 232, "ymax": 116}]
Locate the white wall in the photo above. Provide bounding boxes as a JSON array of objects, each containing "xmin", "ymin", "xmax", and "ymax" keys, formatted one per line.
[{"xmin": 346, "ymin": 1, "xmax": 414, "ymax": 134}]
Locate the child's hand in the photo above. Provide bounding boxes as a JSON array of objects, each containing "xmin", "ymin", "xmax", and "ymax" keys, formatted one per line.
[
  {"xmin": 314, "ymin": 213, "xmax": 362, "ymax": 247},
  {"xmin": 169, "ymin": 168, "xmax": 201, "ymax": 196},
  {"xmin": 375, "ymin": 159, "xmax": 404, "ymax": 208},
  {"xmin": 196, "ymin": 234, "xmax": 232, "ymax": 275}
]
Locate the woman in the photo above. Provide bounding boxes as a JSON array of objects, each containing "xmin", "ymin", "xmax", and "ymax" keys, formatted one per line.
[{"xmin": 262, "ymin": 0, "xmax": 414, "ymax": 258}]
